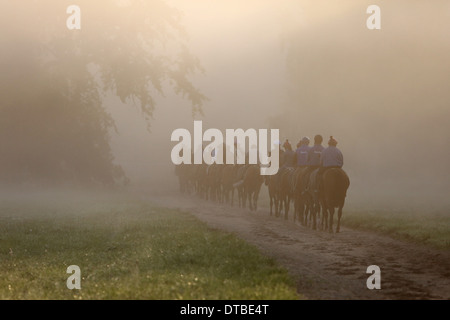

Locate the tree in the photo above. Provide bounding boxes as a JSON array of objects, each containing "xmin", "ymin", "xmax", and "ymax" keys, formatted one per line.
[{"xmin": 0, "ymin": 1, "xmax": 206, "ymax": 185}]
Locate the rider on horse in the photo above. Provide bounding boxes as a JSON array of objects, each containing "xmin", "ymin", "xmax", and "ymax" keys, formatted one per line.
[
  {"xmin": 315, "ymin": 136, "xmax": 343, "ymax": 190},
  {"xmin": 295, "ymin": 136, "xmax": 311, "ymax": 168}
]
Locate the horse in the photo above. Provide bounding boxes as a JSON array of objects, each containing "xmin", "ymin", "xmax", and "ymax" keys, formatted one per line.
[
  {"xmin": 291, "ymin": 167, "xmax": 309, "ymax": 225},
  {"xmin": 242, "ymin": 164, "xmax": 264, "ymax": 211},
  {"xmin": 321, "ymin": 168, "xmax": 350, "ymax": 233},
  {"xmin": 204, "ymin": 163, "xmax": 223, "ymax": 202},
  {"xmin": 192, "ymin": 163, "xmax": 208, "ymax": 198},
  {"xmin": 278, "ymin": 167, "xmax": 295, "ymax": 220},
  {"xmin": 174, "ymin": 163, "xmax": 192, "ymax": 194},
  {"xmin": 221, "ymin": 164, "xmax": 237, "ymax": 204},
  {"xmin": 303, "ymin": 168, "xmax": 325, "ymax": 230},
  {"xmin": 264, "ymin": 174, "xmax": 280, "ymax": 216},
  {"xmin": 231, "ymin": 164, "xmax": 249, "ymax": 207}
]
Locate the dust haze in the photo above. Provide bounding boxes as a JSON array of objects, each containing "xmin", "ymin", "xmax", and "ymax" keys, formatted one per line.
[{"xmin": 1, "ymin": 0, "xmax": 449, "ymax": 211}]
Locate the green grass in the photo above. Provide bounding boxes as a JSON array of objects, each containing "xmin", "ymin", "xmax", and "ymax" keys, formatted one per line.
[
  {"xmin": 0, "ymin": 199, "xmax": 300, "ymax": 300},
  {"xmin": 342, "ymin": 209, "xmax": 450, "ymax": 250}
]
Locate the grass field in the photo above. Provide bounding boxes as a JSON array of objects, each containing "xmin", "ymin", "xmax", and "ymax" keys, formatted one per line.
[
  {"xmin": 342, "ymin": 209, "xmax": 450, "ymax": 250},
  {"xmin": 0, "ymin": 198, "xmax": 300, "ymax": 300}
]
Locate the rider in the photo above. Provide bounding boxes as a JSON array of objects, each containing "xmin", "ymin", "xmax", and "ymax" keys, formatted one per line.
[
  {"xmin": 316, "ymin": 136, "xmax": 343, "ymax": 190},
  {"xmin": 307, "ymin": 135, "xmax": 325, "ymax": 169},
  {"xmin": 301, "ymin": 134, "xmax": 325, "ymax": 190},
  {"xmin": 295, "ymin": 136, "xmax": 311, "ymax": 167},
  {"xmin": 282, "ymin": 139, "xmax": 297, "ymax": 167}
]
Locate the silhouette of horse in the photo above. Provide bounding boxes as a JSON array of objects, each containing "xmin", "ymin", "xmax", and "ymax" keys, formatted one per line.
[
  {"xmin": 174, "ymin": 163, "xmax": 194, "ymax": 194},
  {"xmin": 265, "ymin": 174, "xmax": 280, "ymax": 216},
  {"xmin": 221, "ymin": 164, "xmax": 237, "ymax": 204},
  {"xmin": 291, "ymin": 167, "xmax": 311, "ymax": 225},
  {"xmin": 242, "ymin": 164, "xmax": 264, "ymax": 211},
  {"xmin": 278, "ymin": 167, "xmax": 295, "ymax": 220},
  {"xmin": 204, "ymin": 163, "xmax": 223, "ymax": 202},
  {"xmin": 192, "ymin": 163, "xmax": 208, "ymax": 198},
  {"xmin": 231, "ymin": 164, "xmax": 249, "ymax": 207},
  {"xmin": 321, "ymin": 168, "xmax": 350, "ymax": 233}
]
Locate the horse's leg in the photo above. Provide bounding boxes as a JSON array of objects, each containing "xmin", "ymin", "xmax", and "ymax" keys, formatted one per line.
[
  {"xmin": 305, "ymin": 201, "xmax": 310, "ymax": 227},
  {"xmin": 310, "ymin": 200, "xmax": 316, "ymax": 229},
  {"xmin": 328, "ymin": 206, "xmax": 334, "ymax": 233},
  {"xmin": 308, "ymin": 203, "xmax": 313, "ymax": 228},
  {"xmin": 275, "ymin": 196, "xmax": 278, "ymax": 216},
  {"xmin": 302, "ymin": 201, "xmax": 307, "ymax": 226},
  {"xmin": 238, "ymin": 188, "xmax": 241, "ymax": 207},
  {"xmin": 251, "ymin": 190, "xmax": 255, "ymax": 211},
  {"xmin": 298, "ymin": 198, "xmax": 304, "ymax": 226},
  {"xmin": 336, "ymin": 206, "xmax": 343, "ymax": 233},
  {"xmin": 298, "ymin": 200, "xmax": 303, "ymax": 225},
  {"xmin": 319, "ymin": 199, "xmax": 325, "ymax": 230},
  {"xmin": 239, "ymin": 188, "xmax": 244, "ymax": 208},
  {"xmin": 293, "ymin": 195, "xmax": 298, "ymax": 222},
  {"xmin": 277, "ymin": 197, "xmax": 282, "ymax": 217},
  {"xmin": 318, "ymin": 202, "xmax": 323, "ymax": 230},
  {"xmin": 288, "ymin": 195, "xmax": 291, "ymax": 220},
  {"xmin": 312, "ymin": 200, "xmax": 317, "ymax": 230},
  {"xmin": 284, "ymin": 195, "xmax": 288, "ymax": 220},
  {"xmin": 269, "ymin": 195, "xmax": 273, "ymax": 215},
  {"xmin": 277, "ymin": 197, "xmax": 283, "ymax": 217},
  {"xmin": 250, "ymin": 190, "xmax": 254, "ymax": 211}
]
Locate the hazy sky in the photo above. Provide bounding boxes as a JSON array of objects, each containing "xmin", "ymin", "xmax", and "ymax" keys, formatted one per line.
[
  {"xmin": 93, "ymin": 1, "xmax": 450, "ymax": 208},
  {"xmin": 110, "ymin": 0, "xmax": 290, "ymax": 184}
]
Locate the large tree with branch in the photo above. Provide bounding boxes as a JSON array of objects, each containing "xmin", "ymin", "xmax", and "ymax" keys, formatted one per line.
[{"xmin": 0, "ymin": 1, "xmax": 206, "ymax": 185}]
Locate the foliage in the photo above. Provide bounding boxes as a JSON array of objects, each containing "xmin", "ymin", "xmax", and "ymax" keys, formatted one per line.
[{"xmin": 0, "ymin": 1, "xmax": 206, "ymax": 185}]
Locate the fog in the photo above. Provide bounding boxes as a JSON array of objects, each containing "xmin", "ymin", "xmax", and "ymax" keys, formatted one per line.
[{"xmin": 1, "ymin": 1, "xmax": 449, "ymax": 211}]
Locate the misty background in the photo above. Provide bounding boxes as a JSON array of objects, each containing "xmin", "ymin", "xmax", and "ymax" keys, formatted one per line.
[{"xmin": 1, "ymin": 1, "xmax": 449, "ymax": 210}]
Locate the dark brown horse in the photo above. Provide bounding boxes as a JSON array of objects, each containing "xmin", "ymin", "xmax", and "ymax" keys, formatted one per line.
[
  {"xmin": 221, "ymin": 164, "xmax": 238, "ymax": 204},
  {"xmin": 291, "ymin": 167, "xmax": 310, "ymax": 225},
  {"xmin": 278, "ymin": 167, "xmax": 295, "ymax": 220},
  {"xmin": 304, "ymin": 169, "xmax": 325, "ymax": 230},
  {"xmin": 322, "ymin": 168, "xmax": 350, "ymax": 233},
  {"xmin": 192, "ymin": 163, "xmax": 208, "ymax": 198},
  {"xmin": 242, "ymin": 164, "xmax": 264, "ymax": 211},
  {"xmin": 174, "ymin": 163, "xmax": 194, "ymax": 194},
  {"xmin": 231, "ymin": 164, "xmax": 249, "ymax": 207},
  {"xmin": 204, "ymin": 163, "xmax": 223, "ymax": 202},
  {"xmin": 265, "ymin": 174, "xmax": 280, "ymax": 216}
]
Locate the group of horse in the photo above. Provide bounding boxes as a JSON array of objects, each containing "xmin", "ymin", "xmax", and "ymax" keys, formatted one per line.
[{"xmin": 174, "ymin": 162, "xmax": 350, "ymax": 233}]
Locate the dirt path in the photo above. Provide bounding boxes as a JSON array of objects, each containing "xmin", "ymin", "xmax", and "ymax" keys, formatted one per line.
[{"xmin": 145, "ymin": 193, "xmax": 450, "ymax": 300}]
